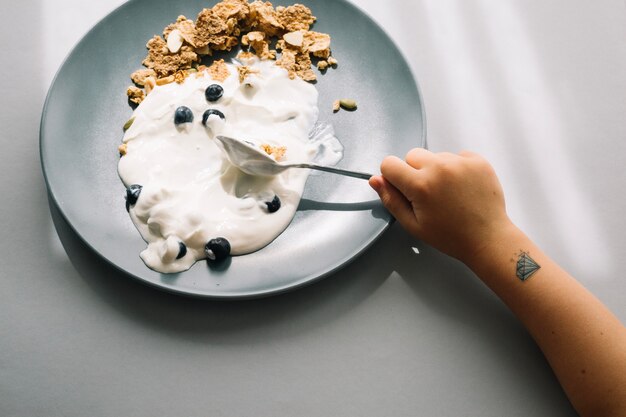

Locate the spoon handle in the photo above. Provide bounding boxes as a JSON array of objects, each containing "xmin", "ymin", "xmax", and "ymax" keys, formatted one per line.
[{"xmin": 287, "ymin": 163, "xmax": 373, "ymax": 180}]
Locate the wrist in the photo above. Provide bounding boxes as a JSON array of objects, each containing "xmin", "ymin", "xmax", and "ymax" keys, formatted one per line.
[{"xmin": 458, "ymin": 218, "xmax": 523, "ymax": 271}]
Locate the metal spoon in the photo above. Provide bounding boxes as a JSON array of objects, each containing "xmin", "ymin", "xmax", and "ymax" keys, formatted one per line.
[{"xmin": 215, "ymin": 135, "xmax": 373, "ymax": 180}]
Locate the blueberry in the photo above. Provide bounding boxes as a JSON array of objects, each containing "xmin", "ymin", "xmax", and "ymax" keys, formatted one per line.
[
  {"xmin": 205, "ymin": 84, "xmax": 224, "ymax": 102},
  {"xmin": 176, "ymin": 242, "xmax": 187, "ymax": 259},
  {"xmin": 202, "ymin": 109, "xmax": 225, "ymax": 126},
  {"xmin": 174, "ymin": 106, "xmax": 194, "ymax": 125},
  {"xmin": 265, "ymin": 195, "xmax": 281, "ymax": 213},
  {"xmin": 125, "ymin": 184, "xmax": 142, "ymax": 211},
  {"xmin": 205, "ymin": 237, "xmax": 231, "ymax": 262}
]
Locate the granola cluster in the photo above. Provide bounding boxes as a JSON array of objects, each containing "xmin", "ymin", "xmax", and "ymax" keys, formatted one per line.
[{"xmin": 127, "ymin": 0, "xmax": 336, "ymax": 104}]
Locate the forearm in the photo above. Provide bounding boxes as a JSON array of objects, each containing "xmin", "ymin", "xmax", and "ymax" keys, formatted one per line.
[
  {"xmin": 372, "ymin": 149, "xmax": 626, "ymax": 414},
  {"xmin": 464, "ymin": 223, "xmax": 626, "ymax": 417}
]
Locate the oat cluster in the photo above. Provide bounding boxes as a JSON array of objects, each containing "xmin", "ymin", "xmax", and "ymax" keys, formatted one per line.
[{"xmin": 127, "ymin": 0, "xmax": 336, "ymax": 104}]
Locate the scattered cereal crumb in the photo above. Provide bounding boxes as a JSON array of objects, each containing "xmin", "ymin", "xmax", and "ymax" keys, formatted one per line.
[
  {"xmin": 207, "ymin": 59, "xmax": 231, "ymax": 82},
  {"xmin": 194, "ymin": 8, "xmax": 239, "ymax": 51},
  {"xmin": 242, "ymin": 31, "xmax": 275, "ymax": 60},
  {"xmin": 261, "ymin": 143, "xmax": 287, "ymax": 160},
  {"xmin": 304, "ymin": 31, "xmax": 331, "ymax": 59},
  {"xmin": 142, "ymin": 35, "xmax": 198, "ymax": 77},
  {"xmin": 276, "ymin": 4, "xmax": 316, "ymax": 32},
  {"xmin": 164, "ymin": 15, "xmax": 197, "ymax": 47},
  {"xmin": 275, "ymin": 30, "xmax": 331, "ymax": 80},
  {"xmin": 248, "ymin": 1, "xmax": 283, "ymax": 37},
  {"xmin": 129, "ymin": 0, "xmax": 337, "ymax": 104},
  {"xmin": 317, "ymin": 60, "xmax": 329, "ymax": 71},
  {"xmin": 276, "ymin": 47, "xmax": 315, "ymax": 81},
  {"xmin": 236, "ymin": 50, "xmax": 256, "ymax": 62},
  {"xmin": 127, "ymin": 86, "xmax": 145, "ymax": 104},
  {"xmin": 213, "ymin": 0, "xmax": 250, "ymax": 21},
  {"xmin": 130, "ymin": 68, "xmax": 157, "ymax": 86},
  {"xmin": 332, "ymin": 99, "xmax": 340, "ymax": 112},
  {"xmin": 237, "ymin": 65, "xmax": 260, "ymax": 83},
  {"xmin": 174, "ymin": 70, "xmax": 188, "ymax": 84},
  {"xmin": 118, "ymin": 143, "xmax": 128, "ymax": 156}
]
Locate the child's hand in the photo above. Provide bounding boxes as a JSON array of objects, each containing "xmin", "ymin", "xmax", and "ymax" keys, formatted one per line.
[{"xmin": 369, "ymin": 148, "xmax": 512, "ymax": 262}]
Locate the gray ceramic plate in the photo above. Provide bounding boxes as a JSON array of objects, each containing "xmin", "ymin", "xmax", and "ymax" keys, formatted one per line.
[{"xmin": 40, "ymin": 0, "xmax": 425, "ymax": 298}]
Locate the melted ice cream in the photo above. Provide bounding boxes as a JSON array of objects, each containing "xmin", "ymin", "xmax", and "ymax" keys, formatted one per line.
[{"xmin": 118, "ymin": 58, "xmax": 341, "ymax": 273}]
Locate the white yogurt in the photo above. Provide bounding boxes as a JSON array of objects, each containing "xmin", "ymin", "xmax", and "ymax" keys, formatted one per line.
[{"xmin": 118, "ymin": 58, "xmax": 341, "ymax": 273}]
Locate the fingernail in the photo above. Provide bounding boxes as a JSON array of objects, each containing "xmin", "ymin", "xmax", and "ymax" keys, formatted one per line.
[{"xmin": 368, "ymin": 176, "xmax": 382, "ymax": 192}]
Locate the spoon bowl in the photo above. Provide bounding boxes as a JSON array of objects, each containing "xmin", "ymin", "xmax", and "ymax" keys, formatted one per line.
[{"xmin": 215, "ymin": 135, "xmax": 373, "ymax": 180}]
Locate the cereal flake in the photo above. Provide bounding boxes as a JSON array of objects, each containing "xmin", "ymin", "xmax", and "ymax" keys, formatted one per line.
[
  {"xmin": 237, "ymin": 50, "xmax": 257, "ymax": 63},
  {"xmin": 174, "ymin": 70, "xmax": 188, "ymax": 84},
  {"xmin": 237, "ymin": 65, "xmax": 260, "ymax": 83},
  {"xmin": 129, "ymin": 0, "xmax": 337, "ymax": 102},
  {"xmin": 304, "ymin": 31, "xmax": 331, "ymax": 59},
  {"xmin": 248, "ymin": 1, "xmax": 283, "ymax": 37},
  {"xmin": 142, "ymin": 35, "xmax": 198, "ymax": 77},
  {"xmin": 130, "ymin": 68, "xmax": 157, "ymax": 86},
  {"xmin": 164, "ymin": 15, "xmax": 197, "ymax": 47},
  {"xmin": 276, "ymin": 46, "xmax": 316, "ymax": 81},
  {"xmin": 126, "ymin": 86, "xmax": 145, "ymax": 104},
  {"xmin": 242, "ymin": 31, "xmax": 275, "ymax": 60},
  {"xmin": 194, "ymin": 8, "xmax": 239, "ymax": 51},
  {"xmin": 213, "ymin": 0, "xmax": 250, "ymax": 21},
  {"xmin": 207, "ymin": 59, "xmax": 231, "ymax": 82},
  {"xmin": 276, "ymin": 4, "xmax": 316, "ymax": 32},
  {"xmin": 317, "ymin": 60, "xmax": 329, "ymax": 70}
]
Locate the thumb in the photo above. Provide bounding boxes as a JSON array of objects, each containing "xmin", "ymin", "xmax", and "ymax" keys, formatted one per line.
[{"xmin": 369, "ymin": 175, "xmax": 419, "ymax": 235}]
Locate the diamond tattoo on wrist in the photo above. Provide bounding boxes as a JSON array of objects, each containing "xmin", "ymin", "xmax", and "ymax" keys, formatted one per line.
[{"xmin": 516, "ymin": 252, "xmax": 540, "ymax": 281}]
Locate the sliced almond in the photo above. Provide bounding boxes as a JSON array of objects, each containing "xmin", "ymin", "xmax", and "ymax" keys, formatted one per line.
[
  {"xmin": 283, "ymin": 31, "xmax": 304, "ymax": 47},
  {"xmin": 167, "ymin": 29, "xmax": 184, "ymax": 53}
]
